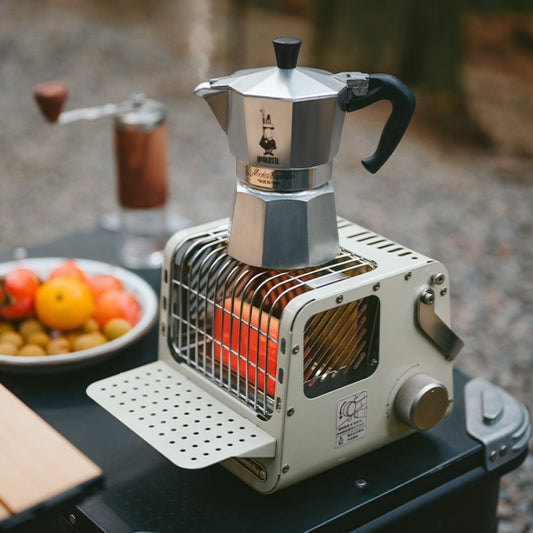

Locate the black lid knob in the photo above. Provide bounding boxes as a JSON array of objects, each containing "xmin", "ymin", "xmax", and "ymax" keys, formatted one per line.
[{"xmin": 273, "ymin": 37, "xmax": 301, "ymax": 69}]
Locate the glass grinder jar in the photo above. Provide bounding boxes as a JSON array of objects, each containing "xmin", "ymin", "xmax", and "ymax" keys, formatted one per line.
[{"xmin": 114, "ymin": 94, "xmax": 168, "ymax": 269}]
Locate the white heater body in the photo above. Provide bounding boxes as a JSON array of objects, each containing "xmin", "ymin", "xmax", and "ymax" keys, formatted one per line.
[{"xmin": 88, "ymin": 217, "xmax": 459, "ymax": 494}]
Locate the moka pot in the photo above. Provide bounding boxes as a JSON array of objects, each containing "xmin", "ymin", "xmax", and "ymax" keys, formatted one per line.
[{"xmin": 195, "ymin": 37, "xmax": 415, "ymax": 269}]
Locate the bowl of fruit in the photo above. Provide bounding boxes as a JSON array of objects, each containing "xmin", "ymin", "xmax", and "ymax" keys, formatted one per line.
[{"xmin": 0, "ymin": 258, "xmax": 158, "ymax": 373}]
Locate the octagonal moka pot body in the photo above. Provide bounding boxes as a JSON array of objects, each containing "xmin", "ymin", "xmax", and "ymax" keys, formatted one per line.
[{"xmin": 195, "ymin": 37, "xmax": 415, "ymax": 269}]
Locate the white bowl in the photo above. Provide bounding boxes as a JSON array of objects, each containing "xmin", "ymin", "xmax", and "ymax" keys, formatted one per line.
[{"xmin": 0, "ymin": 258, "xmax": 158, "ymax": 373}]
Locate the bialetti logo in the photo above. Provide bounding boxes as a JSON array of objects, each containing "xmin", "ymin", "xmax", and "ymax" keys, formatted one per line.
[{"xmin": 258, "ymin": 108, "xmax": 279, "ymax": 164}]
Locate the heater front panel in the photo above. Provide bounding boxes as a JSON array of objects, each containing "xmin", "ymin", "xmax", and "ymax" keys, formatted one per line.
[{"xmin": 166, "ymin": 226, "xmax": 376, "ymax": 420}]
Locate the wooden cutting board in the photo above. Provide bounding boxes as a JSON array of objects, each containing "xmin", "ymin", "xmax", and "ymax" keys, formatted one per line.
[{"xmin": 0, "ymin": 383, "xmax": 103, "ymax": 522}]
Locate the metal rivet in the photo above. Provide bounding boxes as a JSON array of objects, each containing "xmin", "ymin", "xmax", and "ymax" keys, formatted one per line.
[
  {"xmin": 292, "ymin": 346, "xmax": 300, "ymax": 355},
  {"xmin": 440, "ymin": 288, "xmax": 448, "ymax": 296},
  {"xmin": 336, "ymin": 295, "xmax": 344, "ymax": 304},
  {"xmin": 404, "ymin": 272, "xmax": 412, "ymax": 281},
  {"xmin": 354, "ymin": 479, "xmax": 367, "ymax": 489},
  {"xmin": 68, "ymin": 514, "xmax": 77, "ymax": 525},
  {"xmin": 282, "ymin": 464, "xmax": 290, "ymax": 473},
  {"xmin": 431, "ymin": 273, "xmax": 446, "ymax": 285},
  {"xmin": 373, "ymin": 282, "xmax": 381, "ymax": 291},
  {"xmin": 489, "ymin": 450, "xmax": 498, "ymax": 462},
  {"xmin": 499, "ymin": 445, "xmax": 508, "ymax": 457},
  {"xmin": 287, "ymin": 408, "xmax": 295, "ymax": 417}
]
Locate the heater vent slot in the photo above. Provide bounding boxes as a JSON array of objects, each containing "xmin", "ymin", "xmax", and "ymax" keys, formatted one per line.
[
  {"xmin": 346, "ymin": 231, "xmax": 418, "ymax": 259},
  {"xmin": 169, "ymin": 227, "xmax": 376, "ymax": 418},
  {"xmin": 303, "ymin": 295, "xmax": 380, "ymax": 398}
]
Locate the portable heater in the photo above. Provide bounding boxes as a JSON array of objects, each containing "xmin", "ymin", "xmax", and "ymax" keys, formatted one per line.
[
  {"xmin": 86, "ymin": 36, "xmax": 474, "ymax": 494},
  {"xmin": 87, "ymin": 216, "xmax": 466, "ymax": 494}
]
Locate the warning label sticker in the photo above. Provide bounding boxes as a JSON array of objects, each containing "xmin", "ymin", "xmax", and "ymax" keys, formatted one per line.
[{"xmin": 335, "ymin": 390, "xmax": 368, "ymax": 448}]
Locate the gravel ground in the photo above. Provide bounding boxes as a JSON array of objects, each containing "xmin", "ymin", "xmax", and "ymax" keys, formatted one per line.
[{"xmin": 0, "ymin": 1, "xmax": 531, "ymax": 530}]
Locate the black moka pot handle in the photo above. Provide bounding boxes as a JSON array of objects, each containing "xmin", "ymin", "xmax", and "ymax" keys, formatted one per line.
[{"xmin": 346, "ymin": 74, "xmax": 415, "ymax": 174}]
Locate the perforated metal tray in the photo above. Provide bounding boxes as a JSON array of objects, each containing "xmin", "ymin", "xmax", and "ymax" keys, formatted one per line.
[{"xmin": 86, "ymin": 361, "xmax": 276, "ymax": 469}]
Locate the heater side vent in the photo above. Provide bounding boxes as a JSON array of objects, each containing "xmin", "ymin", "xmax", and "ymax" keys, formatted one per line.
[
  {"xmin": 303, "ymin": 295, "xmax": 380, "ymax": 398},
  {"xmin": 345, "ymin": 231, "xmax": 418, "ymax": 260}
]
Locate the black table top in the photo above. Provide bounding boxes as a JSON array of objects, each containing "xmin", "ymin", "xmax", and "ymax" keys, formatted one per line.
[{"xmin": 0, "ymin": 228, "xmax": 526, "ymax": 533}]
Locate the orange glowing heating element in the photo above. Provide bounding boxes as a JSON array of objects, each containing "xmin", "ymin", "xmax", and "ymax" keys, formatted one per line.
[{"xmin": 213, "ymin": 298, "xmax": 279, "ymax": 397}]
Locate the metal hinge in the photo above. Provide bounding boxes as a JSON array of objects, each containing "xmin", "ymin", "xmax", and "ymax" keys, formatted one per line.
[
  {"xmin": 334, "ymin": 72, "xmax": 369, "ymax": 96},
  {"xmin": 465, "ymin": 378, "xmax": 531, "ymax": 471}
]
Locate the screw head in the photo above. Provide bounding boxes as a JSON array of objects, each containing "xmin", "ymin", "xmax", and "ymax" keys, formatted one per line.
[
  {"xmin": 373, "ymin": 282, "xmax": 381, "ymax": 292},
  {"xmin": 404, "ymin": 271, "xmax": 412, "ymax": 281},
  {"xmin": 287, "ymin": 408, "xmax": 295, "ymax": 417},
  {"xmin": 282, "ymin": 464, "xmax": 290, "ymax": 474},
  {"xmin": 421, "ymin": 290, "xmax": 435, "ymax": 305},
  {"xmin": 354, "ymin": 479, "xmax": 367, "ymax": 490},
  {"xmin": 336, "ymin": 295, "xmax": 344, "ymax": 304},
  {"xmin": 431, "ymin": 273, "xmax": 446, "ymax": 285}
]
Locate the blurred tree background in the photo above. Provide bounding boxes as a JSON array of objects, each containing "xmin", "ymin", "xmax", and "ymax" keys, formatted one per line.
[{"xmin": 312, "ymin": 0, "xmax": 465, "ymax": 124}]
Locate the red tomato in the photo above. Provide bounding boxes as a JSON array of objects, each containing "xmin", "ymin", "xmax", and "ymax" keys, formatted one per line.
[
  {"xmin": 0, "ymin": 268, "xmax": 41, "ymax": 319},
  {"xmin": 48, "ymin": 259, "xmax": 86, "ymax": 282},
  {"xmin": 1, "ymin": 297, "xmax": 34, "ymax": 320},
  {"xmin": 93, "ymin": 289, "xmax": 140, "ymax": 328},
  {"xmin": 85, "ymin": 274, "xmax": 122, "ymax": 300}
]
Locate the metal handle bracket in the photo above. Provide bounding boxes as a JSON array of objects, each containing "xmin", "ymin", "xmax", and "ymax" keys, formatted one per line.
[{"xmin": 416, "ymin": 288, "xmax": 464, "ymax": 360}]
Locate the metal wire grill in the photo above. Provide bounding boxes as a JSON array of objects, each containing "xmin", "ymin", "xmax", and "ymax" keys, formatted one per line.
[{"xmin": 169, "ymin": 226, "xmax": 376, "ymax": 417}]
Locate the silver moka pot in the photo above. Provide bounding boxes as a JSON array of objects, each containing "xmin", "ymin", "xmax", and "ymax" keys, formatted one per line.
[{"xmin": 195, "ymin": 37, "xmax": 415, "ymax": 269}]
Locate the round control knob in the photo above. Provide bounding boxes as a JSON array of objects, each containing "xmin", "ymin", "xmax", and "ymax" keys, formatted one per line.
[{"xmin": 394, "ymin": 374, "xmax": 449, "ymax": 431}]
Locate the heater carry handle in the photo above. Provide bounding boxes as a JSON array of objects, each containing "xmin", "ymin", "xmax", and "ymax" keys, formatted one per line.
[{"xmin": 346, "ymin": 74, "xmax": 415, "ymax": 174}]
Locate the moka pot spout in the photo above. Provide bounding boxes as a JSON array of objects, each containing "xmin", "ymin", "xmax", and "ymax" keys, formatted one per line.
[{"xmin": 194, "ymin": 82, "xmax": 229, "ymax": 132}]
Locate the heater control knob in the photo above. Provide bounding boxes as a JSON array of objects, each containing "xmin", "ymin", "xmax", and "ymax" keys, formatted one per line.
[{"xmin": 394, "ymin": 374, "xmax": 449, "ymax": 431}]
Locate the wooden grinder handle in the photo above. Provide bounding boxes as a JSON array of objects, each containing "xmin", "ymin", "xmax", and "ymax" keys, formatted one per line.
[{"xmin": 33, "ymin": 82, "xmax": 68, "ymax": 122}]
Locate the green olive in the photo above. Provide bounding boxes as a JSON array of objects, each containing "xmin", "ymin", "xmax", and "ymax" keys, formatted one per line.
[{"xmin": 103, "ymin": 318, "xmax": 132, "ymax": 340}]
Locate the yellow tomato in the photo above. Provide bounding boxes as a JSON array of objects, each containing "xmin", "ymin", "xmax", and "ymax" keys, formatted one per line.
[{"xmin": 35, "ymin": 277, "xmax": 94, "ymax": 331}]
